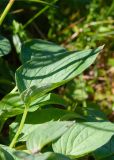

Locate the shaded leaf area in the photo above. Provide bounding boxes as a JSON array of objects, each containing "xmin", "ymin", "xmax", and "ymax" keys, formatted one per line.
[
  {"xmin": 0, "ymin": 59, "xmax": 14, "ymax": 96},
  {"xmin": 0, "ymin": 145, "xmax": 18, "ymax": 160},
  {"xmin": 0, "ymin": 91, "xmax": 68, "ymax": 120},
  {"xmin": 9, "ymin": 108, "xmax": 81, "ymax": 142},
  {"xmin": 16, "ymin": 39, "xmax": 103, "ymax": 104},
  {"xmin": 79, "ymin": 103, "xmax": 107, "ymax": 121},
  {"xmin": 21, "ymin": 39, "xmax": 67, "ymax": 64},
  {"xmin": 15, "ymin": 151, "xmax": 71, "ymax": 160},
  {"xmin": 0, "ymin": 145, "xmax": 70, "ymax": 160},
  {"xmin": 0, "ymin": 92, "xmax": 24, "ymax": 120},
  {"xmin": 26, "ymin": 121, "xmax": 75, "ymax": 153},
  {"xmin": 93, "ymin": 135, "xmax": 114, "ymax": 160},
  {"xmin": 0, "ymin": 35, "xmax": 11, "ymax": 57},
  {"xmin": 53, "ymin": 121, "xmax": 114, "ymax": 158},
  {"xmin": 102, "ymin": 156, "xmax": 114, "ymax": 160}
]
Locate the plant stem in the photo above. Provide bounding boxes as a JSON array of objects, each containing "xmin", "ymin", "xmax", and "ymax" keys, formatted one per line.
[
  {"xmin": 10, "ymin": 86, "xmax": 17, "ymax": 93},
  {"xmin": 9, "ymin": 105, "xmax": 28, "ymax": 148},
  {"xmin": 23, "ymin": 5, "xmax": 49, "ymax": 29},
  {"xmin": 23, "ymin": 0, "xmax": 58, "ymax": 29},
  {"xmin": 108, "ymin": 0, "xmax": 114, "ymax": 15},
  {"xmin": 0, "ymin": 0, "xmax": 15, "ymax": 26}
]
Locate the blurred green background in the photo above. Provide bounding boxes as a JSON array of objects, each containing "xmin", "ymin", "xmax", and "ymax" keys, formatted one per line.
[{"xmin": 1, "ymin": 0, "xmax": 114, "ymax": 120}]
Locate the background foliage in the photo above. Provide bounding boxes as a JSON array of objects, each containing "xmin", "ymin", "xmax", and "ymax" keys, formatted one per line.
[{"xmin": 1, "ymin": 0, "xmax": 114, "ymax": 160}]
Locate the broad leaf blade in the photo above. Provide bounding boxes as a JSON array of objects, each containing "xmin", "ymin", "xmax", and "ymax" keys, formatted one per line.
[
  {"xmin": 9, "ymin": 108, "xmax": 81, "ymax": 142},
  {"xmin": 0, "ymin": 35, "xmax": 11, "ymax": 57},
  {"xmin": 26, "ymin": 121, "xmax": 75, "ymax": 153},
  {"xmin": 53, "ymin": 121, "xmax": 114, "ymax": 158},
  {"xmin": 16, "ymin": 41, "xmax": 103, "ymax": 104}
]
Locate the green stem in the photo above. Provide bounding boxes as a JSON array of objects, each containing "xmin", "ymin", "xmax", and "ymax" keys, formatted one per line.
[
  {"xmin": 108, "ymin": 0, "xmax": 114, "ymax": 15},
  {"xmin": 9, "ymin": 105, "xmax": 28, "ymax": 148},
  {"xmin": 0, "ymin": 0, "xmax": 15, "ymax": 26},
  {"xmin": 27, "ymin": 0, "xmax": 56, "ymax": 7},
  {"xmin": 23, "ymin": 5, "xmax": 48, "ymax": 29},
  {"xmin": 10, "ymin": 86, "xmax": 17, "ymax": 93},
  {"xmin": 23, "ymin": 0, "xmax": 58, "ymax": 29}
]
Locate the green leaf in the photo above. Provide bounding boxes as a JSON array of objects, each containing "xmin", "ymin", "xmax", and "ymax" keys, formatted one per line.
[
  {"xmin": 0, "ymin": 145, "xmax": 18, "ymax": 160},
  {"xmin": 21, "ymin": 39, "xmax": 66, "ymax": 64},
  {"xmin": 0, "ymin": 92, "xmax": 24, "ymax": 120},
  {"xmin": 53, "ymin": 121, "xmax": 114, "ymax": 158},
  {"xmin": 30, "ymin": 93, "xmax": 68, "ymax": 110},
  {"xmin": 93, "ymin": 135, "xmax": 114, "ymax": 160},
  {"xmin": 0, "ymin": 92, "xmax": 67, "ymax": 119},
  {"xmin": 9, "ymin": 108, "xmax": 82, "ymax": 141},
  {"xmin": 15, "ymin": 151, "xmax": 70, "ymax": 160},
  {"xmin": 26, "ymin": 121, "xmax": 75, "ymax": 153},
  {"xmin": 16, "ymin": 39, "xmax": 103, "ymax": 104},
  {"xmin": 0, "ymin": 35, "xmax": 11, "ymax": 57}
]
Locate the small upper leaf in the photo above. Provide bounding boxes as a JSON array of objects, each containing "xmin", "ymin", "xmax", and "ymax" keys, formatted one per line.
[{"xmin": 0, "ymin": 35, "xmax": 11, "ymax": 57}]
